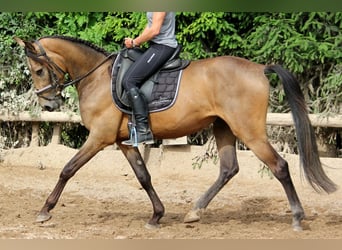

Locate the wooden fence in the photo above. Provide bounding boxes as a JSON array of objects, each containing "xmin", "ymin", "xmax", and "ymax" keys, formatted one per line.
[{"xmin": 1, "ymin": 111, "xmax": 341, "ymax": 147}]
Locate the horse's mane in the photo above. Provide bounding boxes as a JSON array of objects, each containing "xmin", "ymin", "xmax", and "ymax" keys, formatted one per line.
[{"xmin": 39, "ymin": 35, "xmax": 111, "ymax": 56}]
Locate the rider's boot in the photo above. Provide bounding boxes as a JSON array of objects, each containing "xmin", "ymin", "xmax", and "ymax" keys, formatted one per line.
[{"xmin": 122, "ymin": 87, "xmax": 154, "ymax": 146}]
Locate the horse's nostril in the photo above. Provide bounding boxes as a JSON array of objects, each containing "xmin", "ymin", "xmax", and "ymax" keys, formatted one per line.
[
  {"xmin": 43, "ymin": 105, "xmax": 54, "ymax": 112},
  {"xmin": 41, "ymin": 99, "xmax": 61, "ymax": 112}
]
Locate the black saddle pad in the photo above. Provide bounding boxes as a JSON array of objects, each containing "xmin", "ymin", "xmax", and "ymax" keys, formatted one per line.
[{"xmin": 110, "ymin": 50, "xmax": 189, "ymax": 114}]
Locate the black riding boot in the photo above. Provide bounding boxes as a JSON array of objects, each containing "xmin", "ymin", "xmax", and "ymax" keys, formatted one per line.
[{"xmin": 122, "ymin": 87, "xmax": 154, "ymax": 146}]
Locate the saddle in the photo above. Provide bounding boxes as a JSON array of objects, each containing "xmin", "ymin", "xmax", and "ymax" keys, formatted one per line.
[{"xmin": 111, "ymin": 45, "xmax": 190, "ymax": 114}]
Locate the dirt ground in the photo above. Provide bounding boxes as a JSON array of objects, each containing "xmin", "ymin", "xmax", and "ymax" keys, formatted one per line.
[{"xmin": 0, "ymin": 144, "xmax": 341, "ymax": 239}]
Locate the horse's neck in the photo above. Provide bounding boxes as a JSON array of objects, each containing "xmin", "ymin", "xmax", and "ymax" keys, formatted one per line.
[
  {"xmin": 43, "ymin": 39, "xmax": 106, "ymax": 80},
  {"xmin": 65, "ymin": 46, "xmax": 106, "ymax": 79}
]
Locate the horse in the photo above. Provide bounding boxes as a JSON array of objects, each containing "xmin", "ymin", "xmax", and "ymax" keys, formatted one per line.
[{"xmin": 14, "ymin": 35, "xmax": 337, "ymax": 231}]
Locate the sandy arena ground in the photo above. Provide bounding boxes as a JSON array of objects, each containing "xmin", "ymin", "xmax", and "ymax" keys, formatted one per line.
[{"xmin": 0, "ymin": 144, "xmax": 341, "ymax": 239}]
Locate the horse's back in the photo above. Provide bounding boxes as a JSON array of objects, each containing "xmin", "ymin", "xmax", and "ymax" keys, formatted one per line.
[
  {"xmin": 179, "ymin": 56, "xmax": 270, "ymax": 110},
  {"xmin": 181, "ymin": 55, "xmax": 268, "ymax": 92},
  {"xmin": 147, "ymin": 55, "xmax": 271, "ymax": 138}
]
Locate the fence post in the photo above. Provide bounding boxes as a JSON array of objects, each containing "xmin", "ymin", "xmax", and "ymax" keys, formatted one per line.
[
  {"xmin": 50, "ymin": 123, "xmax": 61, "ymax": 145},
  {"xmin": 31, "ymin": 122, "xmax": 39, "ymax": 147}
]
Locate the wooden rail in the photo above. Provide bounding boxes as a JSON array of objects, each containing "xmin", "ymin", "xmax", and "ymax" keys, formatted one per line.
[
  {"xmin": 1, "ymin": 111, "xmax": 341, "ymax": 146},
  {"xmin": 0, "ymin": 111, "xmax": 82, "ymax": 123},
  {"xmin": 0, "ymin": 111, "xmax": 81, "ymax": 146},
  {"xmin": 266, "ymin": 113, "xmax": 342, "ymax": 128}
]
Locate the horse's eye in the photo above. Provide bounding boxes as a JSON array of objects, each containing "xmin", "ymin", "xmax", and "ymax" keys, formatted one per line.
[{"xmin": 36, "ymin": 69, "xmax": 43, "ymax": 76}]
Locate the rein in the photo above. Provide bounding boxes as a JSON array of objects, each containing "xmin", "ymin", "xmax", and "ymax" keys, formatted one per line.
[{"xmin": 27, "ymin": 40, "xmax": 116, "ymax": 98}]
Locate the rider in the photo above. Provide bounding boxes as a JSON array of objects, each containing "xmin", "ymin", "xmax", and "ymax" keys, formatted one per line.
[{"xmin": 122, "ymin": 12, "xmax": 178, "ymax": 146}]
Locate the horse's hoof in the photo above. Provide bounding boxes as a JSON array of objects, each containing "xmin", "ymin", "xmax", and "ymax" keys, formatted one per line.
[
  {"xmin": 184, "ymin": 209, "xmax": 201, "ymax": 223},
  {"xmin": 36, "ymin": 212, "xmax": 52, "ymax": 223},
  {"xmin": 145, "ymin": 223, "xmax": 160, "ymax": 230},
  {"xmin": 292, "ymin": 225, "xmax": 303, "ymax": 232},
  {"xmin": 292, "ymin": 221, "xmax": 303, "ymax": 232}
]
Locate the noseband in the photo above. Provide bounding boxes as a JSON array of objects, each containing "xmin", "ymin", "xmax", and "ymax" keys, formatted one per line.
[{"xmin": 26, "ymin": 40, "xmax": 115, "ymax": 100}]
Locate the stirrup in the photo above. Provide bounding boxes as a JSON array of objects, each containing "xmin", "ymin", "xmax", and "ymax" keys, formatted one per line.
[
  {"xmin": 122, "ymin": 126, "xmax": 154, "ymax": 147},
  {"xmin": 122, "ymin": 137, "xmax": 154, "ymax": 147},
  {"xmin": 122, "ymin": 126, "xmax": 138, "ymax": 147}
]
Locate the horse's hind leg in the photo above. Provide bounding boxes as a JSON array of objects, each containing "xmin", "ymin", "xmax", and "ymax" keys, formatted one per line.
[
  {"xmin": 118, "ymin": 144, "xmax": 164, "ymax": 229},
  {"xmin": 184, "ymin": 118, "xmax": 239, "ymax": 223},
  {"xmin": 246, "ymin": 139, "xmax": 305, "ymax": 231}
]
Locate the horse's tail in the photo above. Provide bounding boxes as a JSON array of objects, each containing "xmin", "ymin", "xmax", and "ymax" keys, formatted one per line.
[{"xmin": 264, "ymin": 64, "xmax": 337, "ymax": 194}]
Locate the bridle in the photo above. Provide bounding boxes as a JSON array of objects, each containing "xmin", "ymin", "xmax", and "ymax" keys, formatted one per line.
[{"xmin": 25, "ymin": 40, "xmax": 115, "ymax": 101}]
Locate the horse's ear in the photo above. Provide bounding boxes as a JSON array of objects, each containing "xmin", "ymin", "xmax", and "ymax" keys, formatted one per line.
[
  {"xmin": 13, "ymin": 36, "xmax": 26, "ymax": 47},
  {"xmin": 13, "ymin": 36, "xmax": 37, "ymax": 54}
]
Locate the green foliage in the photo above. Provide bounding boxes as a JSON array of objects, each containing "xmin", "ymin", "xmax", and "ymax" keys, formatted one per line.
[
  {"xmin": 60, "ymin": 123, "xmax": 89, "ymax": 149},
  {"xmin": 176, "ymin": 12, "xmax": 244, "ymax": 59},
  {"xmin": 0, "ymin": 13, "xmax": 33, "ymax": 86},
  {"xmin": 312, "ymin": 65, "xmax": 342, "ymax": 114},
  {"xmin": 61, "ymin": 86, "xmax": 80, "ymax": 113},
  {"xmin": 244, "ymin": 12, "xmax": 341, "ymax": 115},
  {"xmin": 244, "ymin": 13, "xmax": 341, "ymax": 69}
]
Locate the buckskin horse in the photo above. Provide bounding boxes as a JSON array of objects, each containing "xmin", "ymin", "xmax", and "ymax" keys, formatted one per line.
[{"xmin": 14, "ymin": 36, "xmax": 337, "ymax": 231}]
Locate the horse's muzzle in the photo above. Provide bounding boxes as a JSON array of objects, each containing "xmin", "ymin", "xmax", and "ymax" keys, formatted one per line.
[{"xmin": 39, "ymin": 96, "xmax": 62, "ymax": 112}]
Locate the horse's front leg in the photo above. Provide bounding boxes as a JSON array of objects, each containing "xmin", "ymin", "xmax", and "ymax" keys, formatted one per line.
[
  {"xmin": 118, "ymin": 144, "xmax": 164, "ymax": 229},
  {"xmin": 36, "ymin": 136, "xmax": 108, "ymax": 223}
]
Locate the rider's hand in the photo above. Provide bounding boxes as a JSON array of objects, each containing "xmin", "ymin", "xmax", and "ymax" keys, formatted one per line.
[{"xmin": 124, "ymin": 38, "xmax": 136, "ymax": 48}]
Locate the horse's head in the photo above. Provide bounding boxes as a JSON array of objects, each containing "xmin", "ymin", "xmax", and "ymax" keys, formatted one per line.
[{"xmin": 14, "ymin": 37, "xmax": 65, "ymax": 111}]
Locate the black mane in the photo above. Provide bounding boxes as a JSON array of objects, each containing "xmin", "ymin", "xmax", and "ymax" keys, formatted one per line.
[{"xmin": 39, "ymin": 35, "xmax": 111, "ymax": 56}]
